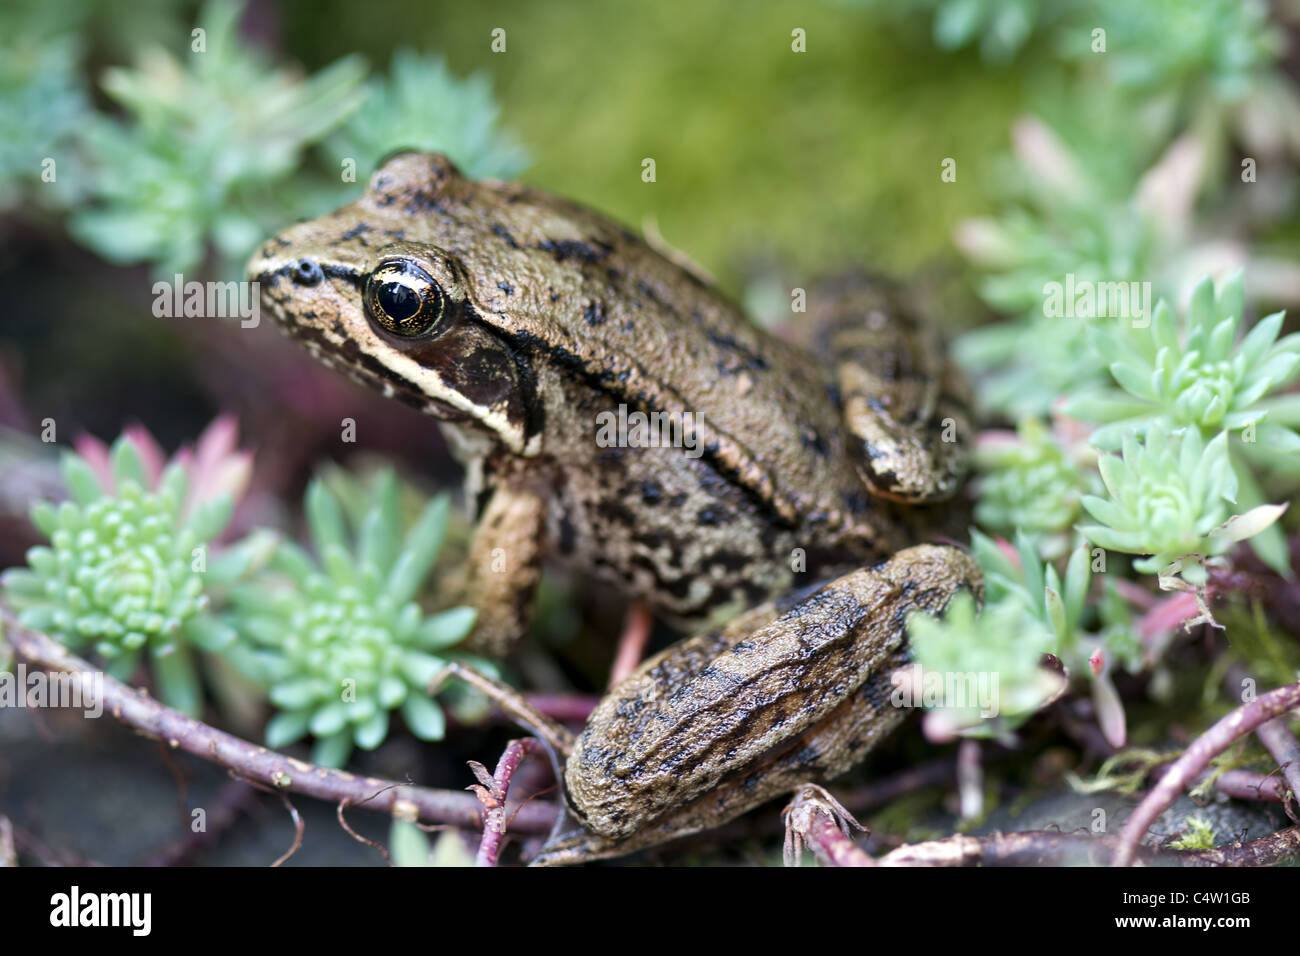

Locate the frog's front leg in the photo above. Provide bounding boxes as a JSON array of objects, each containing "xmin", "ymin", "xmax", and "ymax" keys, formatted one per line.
[
  {"xmin": 532, "ymin": 544, "xmax": 981, "ymax": 866},
  {"xmin": 457, "ymin": 483, "xmax": 545, "ymax": 657},
  {"xmin": 807, "ymin": 274, "xmax": 971, "ymax": 503}
]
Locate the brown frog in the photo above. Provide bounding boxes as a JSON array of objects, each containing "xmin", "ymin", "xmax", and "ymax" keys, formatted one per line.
[{"xmin": 248, "ymin": 152, "xmax": 978, "ymax": 863}]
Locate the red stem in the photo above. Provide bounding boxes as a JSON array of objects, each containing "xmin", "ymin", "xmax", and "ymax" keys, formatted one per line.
[{"xmin": 1114, "ymin": 680, "xmax": 1300, "ymax": 866}]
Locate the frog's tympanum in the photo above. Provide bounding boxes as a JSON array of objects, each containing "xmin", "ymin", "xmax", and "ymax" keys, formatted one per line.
[{"xmin": 249, "ymin": 152, "xmax": 981, "ymax": 864}]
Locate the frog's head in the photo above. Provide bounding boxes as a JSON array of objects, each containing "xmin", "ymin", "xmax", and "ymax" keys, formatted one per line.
[{"xmin": 248, "ymin": 152, "xmax": 539, "ymax": 455}]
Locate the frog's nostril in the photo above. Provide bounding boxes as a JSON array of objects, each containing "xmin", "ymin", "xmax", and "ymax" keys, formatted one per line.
[{"xmin": 293, "ymin": 258, "xmax": 324, "ymax": 286}]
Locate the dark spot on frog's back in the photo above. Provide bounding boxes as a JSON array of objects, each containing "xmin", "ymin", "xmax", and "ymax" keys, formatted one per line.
[
  {"xmin": 583, "ymin": 301, "xmax": 608, "ymax": 326},
  {"xmin": 491, "ymin": 223, "xmax": 520, "ymax": 249},
  {"xmin": 705, "ymin": 327, "xmax": 770, "ymax": 371},
  {"xmin": 696, "ymin": 506, "xmax": 731, "ymax": 526},
  {"xmin": 337, "ymin": 222, "xmax": 371, "ymax": 244},
  {"xmin": 709, "ymin": 550, "xmax": 749, "ymax": 572},
  {"xmin": 536, "ymin": 238, "xmax": 611, "ymax": 264}
]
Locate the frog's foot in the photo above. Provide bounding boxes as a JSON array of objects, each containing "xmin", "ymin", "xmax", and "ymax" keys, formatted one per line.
[
  {"xmin": 782, "ymin": 783, "xmax": 869, "ymax": 867},
  {"xmin": 805, "ymin": 274, "xmax": 971, "ymax": 503}
]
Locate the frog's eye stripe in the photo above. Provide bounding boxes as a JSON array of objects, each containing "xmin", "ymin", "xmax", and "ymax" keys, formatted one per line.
[{"xmin": 364, "ymin": 259, "xmax": 447, "ymax": 337}]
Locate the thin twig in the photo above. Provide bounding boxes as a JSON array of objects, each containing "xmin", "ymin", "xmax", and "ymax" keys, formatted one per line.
[
  {"xmin": 1215, "ymin": 769, "xmax": 1286, "ymax": 803},
  {"xmin": 1253, "ymin": 719, "xmax": 1300, "ymax": 819},
  {"xmin": 269, "ymin": 792, "xmax": 303, "ymax": 867},
  {"xmin": 434, "ymin": 661, "xmax": 575, "ymax": 756},
  {"xmin": 468, "ymin": 737, "xmax": 543, "ymax": 867},
  {"xmin": 1227, "ymin": 666, "xmax": 1300, "ymax": 818},
  {"xmin": 1113, "ymin": 679, "xmax": 1300, "ymax": 865},
  {"xmin": 337, "ymin": 800, "xmax": 391, "ymax": 866},
  {"xmin": 3, "ymin": 611, "xmax": 558, "ymax": 835},
  {"xmin": 880, "ymin": 826, "xmax": 1300, "ymax": 867}
]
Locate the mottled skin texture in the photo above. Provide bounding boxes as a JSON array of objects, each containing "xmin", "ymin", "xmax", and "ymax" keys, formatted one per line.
[
  {"xmin": 249, "ymin": 152, "xmax": 970, "ymax": 654},
  {"xmin": 248, "ymin": 153, "xmax": 978, "ymax": 862}
]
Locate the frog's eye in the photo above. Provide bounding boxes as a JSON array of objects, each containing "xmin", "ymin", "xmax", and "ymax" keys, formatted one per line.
[{"xmin": 364, "ymin": 259, "xmax": 447, "ymax": 337}]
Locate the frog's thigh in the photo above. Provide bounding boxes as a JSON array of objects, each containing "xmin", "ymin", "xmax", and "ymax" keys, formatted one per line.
[
  {"xmin": 534, "ymin": 545, "xmax": 982, "ymax": 865},
  {"xmin": 810, "ymin": 276, "xmax": 971, "ymax": 502},
  {"xmin": 460, "ymin": 484, "xmax": 545, "ymax": 657}
]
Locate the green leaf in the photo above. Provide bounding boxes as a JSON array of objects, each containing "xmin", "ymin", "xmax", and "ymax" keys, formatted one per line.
[
  {"xmin": 417, "ymin": 606, "xmax": 477, "ymax": 650},
  {"xmin": 61, "ymin": 453, "xmax": 105, "ymax": 504},
  {"xmin": 110, "ymin": 437, "xmax": 147, "ymax": 491},
  {"xmin": 358, "ymin": 470, "xmax": 400, "ymax": 574},
  {"xmin": 183, "ymin": 614, "xmax": 236, "ymax": 651},
  {"xmin": 384, "ymin": 494, "xmax": 451, "ymax": 606},
  {"xmin": 309, "ymin": 700, "xmax": 349, "ymax": 736},
  {"xmin": 1254, "ymin": 423, "xmax": 1300, "ymax": 454},
  {"xmin": 353, "ymin": 710, "xmax": 390, "ymax": 750},
  {"xmin": 1216, "ymin": 270, "xmax": 1245, "ymax": 325},
  {"xmin": 390, "ymin": 818, "xmax": 432, "ymax": 867},
  {"xmin": 1237, "ymin": 310, "xmax": 1285, "ymax": 368},
  {"xmin": 1186, "ymin": 274, "xmax": 1216, "ymax": 332},
  {"xmin": 187, "ymin": 493, "xmax": 234, "ymax": 542},
  {"xmin": 154, "ymin": 643, "xmax": 201, "ymax": 716},
  {"xmin": 378, "ymin": 675, "xmax": 407, "ymax": 709},
  {"xmin": 270, "ymin": 678, "xmax": 328, "ymax": 710},
  {"xmin": 401, "ymin": 694, "xmax": 446, "ymax": 741},
  {"xmin": 266, "ymin": 708, "xmax": 313, "ymax": 748},
  {"xmin": 305, "ymin": 479, "xmax": 348, "ymax": 556},
  {"xmin": 1109, "ymin": 361, "xmax": 1155, "ymax": 399},
  {"xmin": 270, "ymin": 540, "xmax": 318, "ymax": 586},
  {"xmin": 1063, "ymin": 545, "xmax": 1090, "ymax": 634},
  {"xmin": 400, "ymin": 651, "xmax": 446, "ymax": 689},
  {"xmin": 1044, "ymin": 585, "xmax": 1066, "ymax": 644},
  {"xmin": 1232, "ymin": 460, "xmax": 1291, "ymax": 576},
  {"xmin": 311, "ymin": 730, "xmax": 354, "ymax": 768}
]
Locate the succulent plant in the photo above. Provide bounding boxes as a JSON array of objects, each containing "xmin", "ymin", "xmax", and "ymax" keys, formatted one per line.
[
  {"xmin": 1, "ymin": 423, "xmax": 255, "ymax": 715},
  {"xmin": 1065, "ymin": 273, "xmax": 1300, "ymax": 450},
  {"xmin": 1076, "ymin": 422, "xmax": 1284, "ymax": 583},
  {"xmin": 974, "ymin": 418, "xmax": 1093, "ymax": 541},
  {"xmin": 225, "ymin": 470, "xmax": 484, "ymax": 768},
  {"xmin": 907, "ymin": 530, "xmax": 1144, "ymax": 746},
  {"xmin": 69, "ymin": 0, "xmax": 366, "ymax": 275},
  {"xmin": 1078, "ymin": 0, "xmax": 1283, "ymax": 103},
  {"xmin": 326, "ymin": 49, "xmax": 530, "ymax": 182},
  {"xmin": 904, "ymin": 590, "xmax": 1061, "ymax": 741}
]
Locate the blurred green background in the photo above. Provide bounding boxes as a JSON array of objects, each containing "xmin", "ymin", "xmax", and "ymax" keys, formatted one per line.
[{"xmin": 277, "ymin": 0, "xmax": 1020, "ymax": 280}]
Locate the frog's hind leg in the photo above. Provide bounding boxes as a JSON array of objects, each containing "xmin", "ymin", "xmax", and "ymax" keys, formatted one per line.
[
  {"xmin": 531, "ymin": 544, "xmax": 983, "ymax": 866},
  {"xmin": 805, "ymin": 274, "xmax": 971, "ymax": 503}
]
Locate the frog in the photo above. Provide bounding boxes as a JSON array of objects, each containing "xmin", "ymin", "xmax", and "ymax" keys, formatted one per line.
[{"xmin": 248, "ymin": 151, "xmax": 980, "ymax": 864}]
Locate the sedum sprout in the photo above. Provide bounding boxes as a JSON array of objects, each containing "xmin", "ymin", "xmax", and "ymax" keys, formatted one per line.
[{"xmin": 225, "ymin": 470, "xmax": 485, "ymax": 768}]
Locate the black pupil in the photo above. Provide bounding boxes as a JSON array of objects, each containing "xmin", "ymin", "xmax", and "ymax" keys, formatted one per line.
[{"xmin": 378, "ymin": 282, "xmax": 421, "ymax": 321}]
